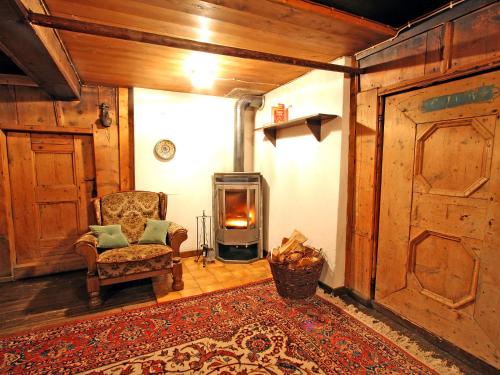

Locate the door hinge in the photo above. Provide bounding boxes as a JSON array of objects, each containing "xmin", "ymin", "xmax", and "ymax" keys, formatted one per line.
[{"xmin": 378, "ymin": 114, "xmax": 384, "ymax": 127}]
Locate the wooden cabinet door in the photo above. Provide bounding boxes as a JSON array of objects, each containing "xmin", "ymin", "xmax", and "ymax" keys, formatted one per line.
[
  {"xmin": 376, "ymin": 71, "xmax": 500, "ymax": 368},
  {"xmin": 7, "ymin": 132, "xmax": 93, "ymax": 277}
]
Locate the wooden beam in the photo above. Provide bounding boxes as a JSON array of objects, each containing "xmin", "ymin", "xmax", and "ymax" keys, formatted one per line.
[
  {"xmin": 28, "ymin": 12, "xmax": 364, "ymax": 75},
  {"xmin": 118, "ymin": 87, "xmax": 134, "ymax": 191},
  {"xmin": 94, "ymin": 87, "xmax": 120, "ymax": 197},
  {"xmin": 0, "ymin": 0, "xmax": 80, "ymax": 99},
  {"xmin": 440, "ymin": 22, "xmax": 454, "ymax": 73},
  {"xmin": 0, "ymin": 124, "xmax": 93, "ymax": 134},
  {"xmin": 378, "ymin": 56, "xmax": 500, "ymax": 96},
  {"xmin": 0, "ymin": 130, "xmax": 14, "ymax": 278},
  {"xmin": 0, "ymin": 74, "xmax": 37, "ymax": 87}
]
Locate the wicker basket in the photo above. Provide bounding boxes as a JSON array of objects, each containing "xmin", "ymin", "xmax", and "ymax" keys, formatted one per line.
[{"xmin": 268, "ymin": 255, "xmax": 325, "ymax": 299}]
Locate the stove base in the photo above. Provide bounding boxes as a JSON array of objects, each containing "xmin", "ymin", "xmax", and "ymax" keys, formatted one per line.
[{"xmin": 217, "ymin": 243, "xmax": 259, "ymax": 263}]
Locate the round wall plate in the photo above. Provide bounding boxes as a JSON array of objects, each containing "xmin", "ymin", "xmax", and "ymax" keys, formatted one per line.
[{"xmin": 154, "ymin": 139, "xmax": 176, "ymax": 161}]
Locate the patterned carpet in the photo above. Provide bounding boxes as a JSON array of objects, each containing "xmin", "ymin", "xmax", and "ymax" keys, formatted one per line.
[{"xmin": 0, "ymin": 279, "xmax": 437, "ymax": 374}]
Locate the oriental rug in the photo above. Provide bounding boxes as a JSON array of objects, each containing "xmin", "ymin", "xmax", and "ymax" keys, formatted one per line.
[{"xmin": 0, "ymin": 280, "xmax": 442, "ymax": 374}]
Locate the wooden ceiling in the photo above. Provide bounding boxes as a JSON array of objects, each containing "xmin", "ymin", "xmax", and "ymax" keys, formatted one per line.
[
  {"xmin": 311, "ymin": 0, "xmax": 452, "ymax": 28},
  {"xmin": 41, "ymin": 0, "xmax": 395, "ymax": 97}
]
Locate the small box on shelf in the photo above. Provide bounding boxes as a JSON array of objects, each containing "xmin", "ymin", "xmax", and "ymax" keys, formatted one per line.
[{"xmin": 272, "ymin": 103, "xmax": 288, "ymax": 123}]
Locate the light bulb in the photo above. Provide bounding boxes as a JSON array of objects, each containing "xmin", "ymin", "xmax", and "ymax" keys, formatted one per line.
[{"xmin": 185, "ymin": 52, "xmax": 218, "ymax": 89}]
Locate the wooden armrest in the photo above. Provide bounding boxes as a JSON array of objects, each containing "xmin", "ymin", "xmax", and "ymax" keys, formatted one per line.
[
  {"xmin": 74, "ymin": 232, "xmax": 98, "ymax": 275},
  {"xmin": 75, "ymin": 232, "xmax": 98, "ymax": 247},
  {"xmin": 167, "ymin": 222, "xmax": 188, "ymax": 258}
]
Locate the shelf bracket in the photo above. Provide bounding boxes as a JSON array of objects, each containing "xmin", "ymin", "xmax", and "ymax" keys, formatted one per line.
[
  {"xmin": 259, "ymin": 113, "xmax": 337, "ymax": 146},
  {"xmin": 263, "ymin": 127, "xmax": 277, "ymax": 146},
  {"xmin": 305, "ymin": 118, "xmax": 322, "ymax": 142}
]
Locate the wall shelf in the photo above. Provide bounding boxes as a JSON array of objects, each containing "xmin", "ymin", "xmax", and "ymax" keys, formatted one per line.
[{"xmin": 257, "ymin": 113, "xmax": 337, "ymax": 146}]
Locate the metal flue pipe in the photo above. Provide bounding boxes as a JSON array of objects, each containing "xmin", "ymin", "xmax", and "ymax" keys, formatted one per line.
[{"xmin": 234, "ymin": 96, "xmax": 263, "ymax": 172}]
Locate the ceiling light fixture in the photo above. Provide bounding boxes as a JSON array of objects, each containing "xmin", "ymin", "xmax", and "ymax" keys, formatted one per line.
[{"xmin": 185, "ymin": 51, "xmax": 218, "ymax": 89}]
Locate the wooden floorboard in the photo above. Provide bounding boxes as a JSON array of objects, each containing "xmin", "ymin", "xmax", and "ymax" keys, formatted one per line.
[
  {"xmin": 0, "ymin": 270, "xmax": 156, "ymax": 335},
  {"xmin": 0, "ymin": 257, "xmax": 273, "ymax": 336}
]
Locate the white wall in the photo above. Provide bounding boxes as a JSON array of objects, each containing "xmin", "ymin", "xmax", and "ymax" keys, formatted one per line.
[
  {"xmin": 134, "ymin": 88, "xmax": 236, "ymax": 251},
  {"xmin": 254, "ymin": 57, "xmax": 350, "ymax": 288}
]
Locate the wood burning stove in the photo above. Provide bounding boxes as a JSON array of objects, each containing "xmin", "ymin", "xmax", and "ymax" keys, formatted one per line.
[{"xmin": 213, "ymin": 172, "xmax": 263, "ymax": 262}]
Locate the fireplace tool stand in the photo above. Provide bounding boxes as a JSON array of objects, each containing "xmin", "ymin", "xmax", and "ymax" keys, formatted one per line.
[{"xmin": 195, "ymin": 210, "xmax": 214, "ymax": 267}]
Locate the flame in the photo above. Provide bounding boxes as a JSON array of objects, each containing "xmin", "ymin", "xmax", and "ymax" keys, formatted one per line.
[
  {"xmin": 225, "ymin": 218, "xmax": 248, "ymax": 228},
  {"xmin": 223, "ymin": 193, "xmax": 256, "ymax": 229}
]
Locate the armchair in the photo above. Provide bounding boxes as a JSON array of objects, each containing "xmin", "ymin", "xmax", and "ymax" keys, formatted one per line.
[{"xmin": 75, "ymin": 191, "xmax": 187, "ymax": 307}]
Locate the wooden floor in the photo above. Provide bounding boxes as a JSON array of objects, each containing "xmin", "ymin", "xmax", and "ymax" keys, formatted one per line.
[{"xmin": 0, "ymin": 257, "xmax": 271, "ymax": 335}]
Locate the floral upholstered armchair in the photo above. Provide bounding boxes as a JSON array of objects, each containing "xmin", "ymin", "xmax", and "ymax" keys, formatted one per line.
[{"xmin": 74, "ymin": 191, "xmax": 187, "ymax": 307}]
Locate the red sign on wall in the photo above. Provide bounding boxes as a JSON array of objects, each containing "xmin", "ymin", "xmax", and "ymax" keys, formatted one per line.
[{"xmin": 272, "ymin": 103, "xmax": 288, "ymax": 123}]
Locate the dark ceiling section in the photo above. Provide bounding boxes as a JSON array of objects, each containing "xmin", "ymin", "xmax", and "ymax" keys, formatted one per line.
[
  {"xmin": 310, "ymin": 0, "xmax": 451, "ymax": 28},
  {"xmin": 0, "ymin": 50, "xmax": 25, "ymax": 75}
]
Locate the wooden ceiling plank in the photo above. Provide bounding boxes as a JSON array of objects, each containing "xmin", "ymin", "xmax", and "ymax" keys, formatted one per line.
[
  {"xmin": 59, "ymin": 31, "xmax": 309, "ymax": 95},
  {"xmin": 45, "ymin": 0, "xmax": 347, "ymax": 59},
  {"xmin": 28, "ymin": 12, "xmax": 363, "ymax": 75},
  {"xmin": 198, "ymin": 0, "xmax": 395, "ymax": 43},
  {"xmin": 0, "ymin": 0, "xmax": 80, "ymax": 99},
  {"xmin": 63, "ymin": 35, "xmax": 307, "ymax": 73},
  {"xmin": 267, "ymin": 0, "xmax": 395, "ymax": 35},
  {"xmin": 66, "ymin": 54, "xmax": 305, "ymax": 84}
]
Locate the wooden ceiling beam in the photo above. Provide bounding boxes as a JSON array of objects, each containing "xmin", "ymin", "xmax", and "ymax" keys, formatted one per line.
[
  {"xmin": 28, "ymin": 12, "xmax": 364, "ymax": 75},
  {"xmin": 0, "ymin": 73, "xmax": 38, "ymax": 87},
  {"xmin": 0, "ymin": 0, "xmax": 80, "ymax": 99}
]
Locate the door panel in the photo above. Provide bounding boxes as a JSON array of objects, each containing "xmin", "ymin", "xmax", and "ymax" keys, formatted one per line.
[
  {"xmin": 376, "ymin": 71, "xmax": 500, "ymax": 368},
  {"xmin": 7, "ymin": 132, "xmax": 93, "ymax": 277}
]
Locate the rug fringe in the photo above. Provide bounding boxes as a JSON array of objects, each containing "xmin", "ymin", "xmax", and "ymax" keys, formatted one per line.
[{"xmin": 317, "ymin": 290, "xmax": 464, "ymax": 375}]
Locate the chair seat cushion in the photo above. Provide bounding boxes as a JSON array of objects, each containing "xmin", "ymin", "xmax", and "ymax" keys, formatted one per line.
[{"xmin": 96, "ymin": 244, "xmax": 173, "ymax": 279}]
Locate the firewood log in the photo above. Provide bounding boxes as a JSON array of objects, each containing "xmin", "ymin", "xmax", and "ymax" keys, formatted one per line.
[
  {"xmin": 270, "ymin": 247, "xmax": 280, "ymax": 262},
  {"xmin": 285, "ymin": 251, "xmax": 302, "ymax": 263},
  {"xmin": 278, "ymin": 230, "xmax": 307, "ymax": 256}
]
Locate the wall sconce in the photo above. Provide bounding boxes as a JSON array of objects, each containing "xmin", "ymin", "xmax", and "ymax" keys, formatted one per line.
[{"xmin": 99, "ymin": 103, "xmax": 112, "ymax": 127}]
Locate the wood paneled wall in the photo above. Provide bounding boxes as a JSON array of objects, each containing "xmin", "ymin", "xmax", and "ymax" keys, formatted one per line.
[
  {"xmin": 0, "ymin": 85, "xmax": 134, "ymax": 279},
  {"xmin": 0, "ymin": 131, "xmax": 14, "ymax": 279},
  {"xmin": 346, "ymin": 1, "xmax": 500, "ymax": 301},
  {"xmin": 358, "ymin": 2, "xmax": 499, "ymax": 94}
]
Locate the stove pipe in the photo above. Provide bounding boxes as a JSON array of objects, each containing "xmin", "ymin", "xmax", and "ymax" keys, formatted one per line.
[{"xmin": 234, "ymin": 95, "xmax": 263, "ymax": 172}]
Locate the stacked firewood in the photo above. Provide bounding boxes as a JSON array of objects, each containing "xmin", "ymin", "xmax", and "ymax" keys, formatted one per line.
[{"xmin": 270, "ymin": 229, "xmax": 323, "ymax": 269}]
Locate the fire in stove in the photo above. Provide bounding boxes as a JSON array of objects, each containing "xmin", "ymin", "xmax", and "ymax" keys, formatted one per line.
[
  {"xmin": 213, "ymin": 173, "xmax": 263, "ymax": 262},
  {"xmin": 224, "ymin": 190, "xmax": 256, "ymax": 229}
]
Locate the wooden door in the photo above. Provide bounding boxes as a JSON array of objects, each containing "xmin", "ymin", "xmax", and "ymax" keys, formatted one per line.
[
  {"xmin": 7, "ymin": 132, "xmax": 94, "ymax": 278},
  {"xmin": 376, "ymin": 71, "xmax": 500, "ymax": 367}
]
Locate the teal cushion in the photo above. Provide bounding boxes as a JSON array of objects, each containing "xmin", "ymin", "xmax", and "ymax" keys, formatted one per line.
[
  {"xmin": 89, "ymin": 224, "xmax": 129, "ymax": 249},
  {"xmin": 138, "ymin": 219, "xmax": 170, "ymax": 245}
]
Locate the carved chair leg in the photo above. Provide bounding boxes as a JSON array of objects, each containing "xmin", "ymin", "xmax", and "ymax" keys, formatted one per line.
[
  {"xmin": 87, "ymin": 274, "xmax": 102, "ymax": 307},
  {"xmin": 172, "ymin": 258, "xmax": 184, "ymax": 291}
]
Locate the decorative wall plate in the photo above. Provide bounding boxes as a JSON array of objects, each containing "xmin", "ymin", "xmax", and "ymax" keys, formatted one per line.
[{"xmin": 154, "ymin": 139, "xmax": 176, "ymax": 161}]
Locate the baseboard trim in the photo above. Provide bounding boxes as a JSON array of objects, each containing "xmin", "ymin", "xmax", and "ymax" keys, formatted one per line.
[
  {"xmin": 318, "ymin": 282, "xmax": 348, "ymax": 297},
  {"xmin": 372, "ymin": 300, "xmax": 499, "ymax": 374},
  {"xmin": 180, "ymin": 250, "xmax": 199, "ymax": 258},
  {"xmin": 0, "ymin": 275, "xmax": 13, "ymax": 283},
  {"xmin": 345, "ymin": 288, "xmax": 372, "ymax": 307},
  {"xmin": 181, "ymin": 249, "xmax": 270, "ymax": 259}
]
